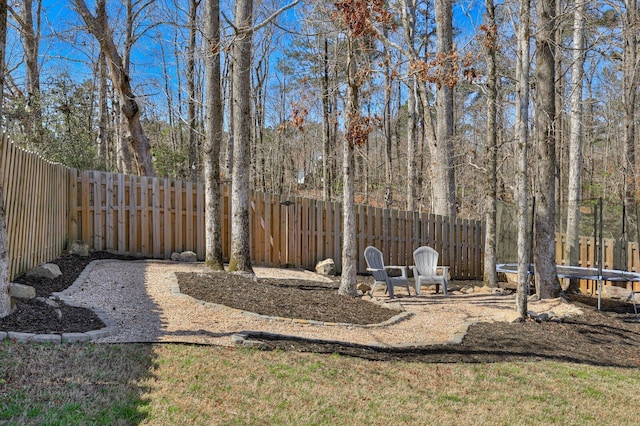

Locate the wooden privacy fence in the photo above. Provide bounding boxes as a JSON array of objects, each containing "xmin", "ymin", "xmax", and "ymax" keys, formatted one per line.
[
  {"xmin": 0, "ymin": 136, "xmax": 485, "ymax": 280},
  {"xmin": 69, "ymin": 170, "xmax": 485, "ymax": 279},
  {"xmin": 0, "ymin": 135, "xmax": 71, "ymax": 279}
]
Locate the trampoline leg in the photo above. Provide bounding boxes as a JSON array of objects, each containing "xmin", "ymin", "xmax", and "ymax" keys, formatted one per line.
[{"xmin": 633, "ymin": 292, "xmax": 638, "ymax": 319}]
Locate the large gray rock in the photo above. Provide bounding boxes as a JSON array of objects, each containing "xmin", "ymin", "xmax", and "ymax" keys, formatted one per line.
[
  {"xmin": 315, "ymin": 258, "xmax": 336, "ymax": 276},
  {"xmin": 25, "ymin": 263, "xmax": 62, "ymax": 280},
  {"xmin": 171, "ymin": 251, "xmax": 198, "ymax": 262},
  {"xmin": 602, "ymin": 284, "xmax": 633, "ymax": 301},
  {"xmin": 9, "ymin": 282, "xmax": 35, "ymax": 299},
  {"xmin": 68, "ymin": 240, "xmax": 90, "ymax": 257}
]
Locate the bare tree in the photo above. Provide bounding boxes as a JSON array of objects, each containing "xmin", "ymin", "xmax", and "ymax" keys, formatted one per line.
[
  {"xmin": 623, "ymin": 0, "xmax": 638, "ymax": 216},
  {"xmin": 228, "ymin": 0, "xmax": 254, "ymax": 273},
  {"xmin": 515, "ymin": 0, "xmax": 531, "ymax": 316},
  {"xmin": 565, "ymin": 0, "xmax": 586, "ymax": 292},
  {"xmin": 204, "ymin": 0, "xmax": 224, "ymax": 270},
  {"xmin": 11, "ymin": 0, "xmax": 42, "ymax": 140},
  {"xmin": 0, "ymin": 0, "xmax": 11, "ymax": 318},
  {"xmin": 338, "ymin": 33, "xmax": 360, "ymax": 296},
  {"xmin": 534, "ymin": 0, "xmax": 561, "ymax": 299},
  {"xmin": 432, "ymin": 0, "xmax": 456, "ymax": 217},
  {"xmin": 483, "ymin": 0, "xmax": 498, "ymax": 288},
  {"xmin": 227, "ymin": 0, "xmax": 299, "ymax": 273},
  {"xmin": 74, "ymin": 0, "xmax": 155, "ymax": 176},
  {"xmin": 187, "ymin": 0, "xmax": 201, "ymax": 181}
]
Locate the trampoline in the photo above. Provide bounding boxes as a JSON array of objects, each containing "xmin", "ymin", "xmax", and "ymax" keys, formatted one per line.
[{"xmin": 497, "ymin": 263, "xmax": 640, "ymax": 313}]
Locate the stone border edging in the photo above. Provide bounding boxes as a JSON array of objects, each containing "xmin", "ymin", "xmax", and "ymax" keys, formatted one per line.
[
  {"xmin": 171, "ymin": 281, "xmax": 414, "ymax": 328},
  {"xmin": 0, "ymin": 259, "xmax": 122, "ymax": 344},
  {"xmin": 172, "ymin": 279, "xmax": 477, "ymax": 349}
]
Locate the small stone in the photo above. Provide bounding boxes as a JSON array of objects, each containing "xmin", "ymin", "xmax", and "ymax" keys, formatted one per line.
[
  {"xmin": 68, "ymin": 241, "xmax": 90, "ymax": 257},
  {"xmin": 315, "ymin": 259, "xmax": 336, "ymax": 276},
  {"xmin": 357, "ymin": 282, "xmax": 371, "ymax": 292},
  {"xmin": 9, "ymin": 282, "xmax": 35, "ymax": 299}
]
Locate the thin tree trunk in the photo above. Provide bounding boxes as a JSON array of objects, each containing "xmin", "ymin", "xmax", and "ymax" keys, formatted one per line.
[
  {"xmin": 204, "ymin": 0, "xmax": 223, "ymax": 270},
  {"xmin": 187, "ymin": 0, "xmax": 200, "ymax": 181},
  {"xmin": 534, "ymin": 0, "xmax": 561, "ymax": 299},
  {"xmin": 321, "ymin": 37, "xmax": 331, "ymax": 201},
  {"xmin": 97, "ymin": 51, "xmax": 109, "ymax": 170},
  {"xmin": 0, "ymin": 0, "xmax": 11, "ymax": 318},
  {"xmin": 226, "ymin": 58, "xmax": 234, "ymax": 177},
  {"xmin": 565, "ymin": 0, "xmax": 586, "ymax": 292},
  {"xmin": 406, "ymin": 78, "xmax": 418, "ymax": 211},
  {"xmin": 228, "ymin": 0, "xmax": 253, "ymax": 273},
  {"xmin": 19, "ymin": 0, "xmax": 42, "ymax": 142},
  {"xmin": 515, "ymin": 0, "xmax": 531, "ymax": 316},
  {"xmin": 624, "ymin": 0, "xmax": 638, "ymax": 210},
  {"xmin": 483, "ymin": 0, "xmax": 498, "ymax": 287},
  {"xmin": 383, "ymin": 35, "xmax": 393, "ymax": 209}
]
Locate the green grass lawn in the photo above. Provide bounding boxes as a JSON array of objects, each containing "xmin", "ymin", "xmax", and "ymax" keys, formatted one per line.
[{"xmin": 1, "ymin": 341, "xmax": 639, "ymax": 425}]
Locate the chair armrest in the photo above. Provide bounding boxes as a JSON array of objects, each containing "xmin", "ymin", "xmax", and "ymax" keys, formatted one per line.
[
  {"xmin": 436, "ymin": 266, "xmax": 450, "ymax": 279},
  {"xmin": 385, "ymin": 265, "xmax": 408, "ymax": 278}
]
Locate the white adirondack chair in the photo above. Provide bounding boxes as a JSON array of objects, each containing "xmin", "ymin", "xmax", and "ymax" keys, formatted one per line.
[
  {"xmin": 411, "ymin": 246, "xmax": 449, "ymax": 295},
  {"xmin": 364, "ymin": 246, "xmax": 411, "ymax": 299}
]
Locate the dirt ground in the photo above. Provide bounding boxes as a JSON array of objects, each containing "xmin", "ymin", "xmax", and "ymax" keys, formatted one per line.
[{"xmin": 2, "ymin": 252, "xmax": 640, "ymax": 367}]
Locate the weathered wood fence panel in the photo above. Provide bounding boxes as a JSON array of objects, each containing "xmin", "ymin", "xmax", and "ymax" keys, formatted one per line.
[{"xmin": 0, "ymin": 135, "xmax": 70, "ymax": 279}]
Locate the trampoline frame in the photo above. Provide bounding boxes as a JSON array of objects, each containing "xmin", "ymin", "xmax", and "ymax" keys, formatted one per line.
[{"xmin": 496, "ymin": 263, "xmax": 640, "ymax": 313}]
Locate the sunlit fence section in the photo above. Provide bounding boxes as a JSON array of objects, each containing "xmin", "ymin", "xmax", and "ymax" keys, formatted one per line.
[
  {"xmin": 0, "ymin": 134, "xmax": 71, "ymax": 279},
  {"xmin": 1, "ymin": 136, "xmax": 485, "ymax": 280}
]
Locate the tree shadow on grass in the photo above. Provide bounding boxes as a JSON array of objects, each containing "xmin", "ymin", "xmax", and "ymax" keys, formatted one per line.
[{"xmin": 0, "ymin": 341, "xmax": 158, "ymax": 424}]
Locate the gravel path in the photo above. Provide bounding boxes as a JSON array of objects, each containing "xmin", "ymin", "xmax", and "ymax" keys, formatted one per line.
[{"xmin": 60, "ymin": 260, "xmax": 582, "ymax": 347}]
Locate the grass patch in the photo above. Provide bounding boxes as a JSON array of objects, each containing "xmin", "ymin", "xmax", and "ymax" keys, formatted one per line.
[{"xmin": 1, "ymin": 340, "xmax": 640, "ymax": 425}]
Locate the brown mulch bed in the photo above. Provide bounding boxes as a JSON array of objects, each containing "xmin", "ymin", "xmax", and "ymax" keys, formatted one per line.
[
  {"xmin": 176, "ymin": 272, "xmax": 399, "ymax": 325},
  {"xmin": 2, "ymin": 252, "xmax": 640, "ymax": 367}
]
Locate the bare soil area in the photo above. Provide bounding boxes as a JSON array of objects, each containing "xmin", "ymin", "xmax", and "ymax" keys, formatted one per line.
[{"xmin": 2, "ymin": 252, "xmax": 640, "ymax": 367}]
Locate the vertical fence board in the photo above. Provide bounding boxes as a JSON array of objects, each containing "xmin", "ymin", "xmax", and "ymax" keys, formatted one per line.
[
  {"xmin": 163, "ymin": 179, "xmax": 172, "ymax": 258},
  {"xmin": 196, "ymin": 183, "xmax": 204, "ymax": 260}
]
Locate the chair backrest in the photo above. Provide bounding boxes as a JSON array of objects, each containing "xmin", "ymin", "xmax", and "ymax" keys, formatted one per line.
[
  {"xmin": 413, "ymin": 246, "xmax": 439, "ymax": 275},
  {"xmin": 364, "ymin": 246, "xmax": 388, "ymax": 281}
]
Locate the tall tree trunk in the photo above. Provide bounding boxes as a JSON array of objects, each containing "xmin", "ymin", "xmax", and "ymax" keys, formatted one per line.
[
  {"xmin": 321, "ymin": 37, "xmax": 332, "ymax": 201},
  {"xmin": 483, "ymin": 0, "xmax": 498, "ymax": 288},
  {"xmin": 226, "ymin": 57, "xmax": 235, "ymax": 177},
  {"xmin": 339, "ymin": 36, "xmax": 359, "ymax": 297},
  {"xmin": 406, "ymin": 78, "xmax": 418, "ymax": 211},
  {"xmin": 188, "ymin": 0, "xmax": 200, "ymax": 181},
  {"xmin": 75, "ymin": 0, "xmax": 155, "ymax": 176},
  {"xmin": 624, "ymin": 0, "xmax": 638, "ymax": 211},
  {"xmin": 204, "ymin": 0, "xmax": 223, "ymax": 270},
  {"xmin": 19, "ymin": 0, "xmax": 42, "ymax": 142},
  {"xmin": 515, "ymin": 0, "xmax": 531, "ymax": 316},
  {"xmin": 534, "ymin": 0, "xmax": 561, "ymax": 299},
  {"xmin": 400, "ymin": 0, "xmax": 418, "ymax": 211},
  {"xmin": 433, "ymin": 0, "xmax": 456, "ymax": 217},
  {"xmin": 228, "ymin": 0, "xmax": 253, "ymax": 273},
  {"xmin": 383, "ymin": 35, "xmax": 393, "ymax": 209},
  {"xmin": 0, "ymin": 0, "xmax": 11, "ymax": 318},
  {"xmin": 97, "ymin": 51, "xmax": 109, "ymax": 170},
  {"xmin": 565, "ymin": 0, "xmax": 586, "ymax": 292}
]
